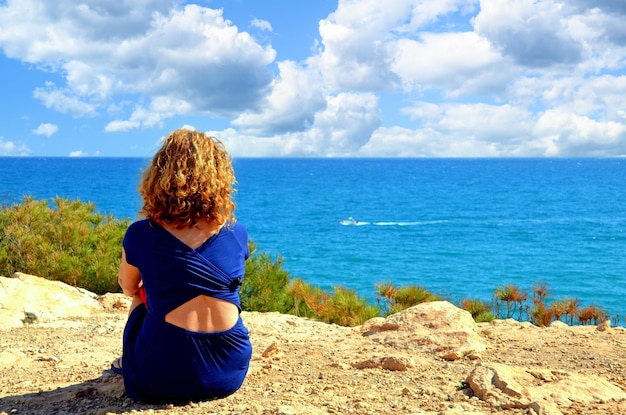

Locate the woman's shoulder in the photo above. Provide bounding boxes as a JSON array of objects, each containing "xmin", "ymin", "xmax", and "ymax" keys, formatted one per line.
[
  {"xmin": 222, "ymin": 220, "xmax": 248, "ymax": 243},
  {"xmin": 125, "ymin": 219, "xmax": 161, "ymax": 240},
  {"xmin": 128, "ymin": 218, "xmax": 152, "ymax": 231},
  {"xmin": 224, "ymin": 220, "xmax": 246, "ymax": 234}
]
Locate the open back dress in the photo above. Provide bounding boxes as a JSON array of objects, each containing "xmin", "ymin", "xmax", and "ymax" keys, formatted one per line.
[{"xmin": 120, "ymin": 219, "xmax": 252, "ymax": 403}]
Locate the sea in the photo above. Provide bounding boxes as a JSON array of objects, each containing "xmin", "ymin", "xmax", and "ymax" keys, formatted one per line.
[{"xmin": 1, "ymin": 157, "xmax": 625, "ymax": 321}]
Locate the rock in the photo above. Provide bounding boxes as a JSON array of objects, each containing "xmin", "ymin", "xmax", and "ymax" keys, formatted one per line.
[
  {"xmin": 597, "ymin": 320, "xmax": 611, "ymax": 332},
  {"xmin": 361, "ymin": 301, "xmax": 486, "ymax": 360},
  {"xmin": 466, "ymin": 362, "xmax": 626, "ymax": 414},
  {"xmin": 549, "ymin": 320, "xmax": 568, "ymax": 328},
  {"xmin": 0, "ymin": 349, "xmax": 27, "ymax": 367},
  {"xmin": 352, "ymin": 356, "xmax": 415, "ymax": 371},
  {"xmin": 97, "ymin": 293, "xmax": 131, "ymax": 311},
  {"xmin": 262, "ymin": 342, "xmax": 282, "ymax": 358},
  {"xmin": 0, "ymin": 273, "xmax": 103, "ymax": 330}
]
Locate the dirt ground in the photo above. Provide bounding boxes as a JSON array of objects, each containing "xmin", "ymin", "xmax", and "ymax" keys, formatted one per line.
[{"xmin": 2, "ymin": 295, "xmax": 626, "ymax": 415}]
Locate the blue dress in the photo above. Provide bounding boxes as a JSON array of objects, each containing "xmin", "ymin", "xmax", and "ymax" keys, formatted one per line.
[{"xmin": 120, "ymin": 219, "xmax": 252, "ymax": 403}]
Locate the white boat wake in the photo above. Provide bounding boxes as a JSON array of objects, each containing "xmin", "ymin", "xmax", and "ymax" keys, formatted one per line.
[{"xmin": 339, "ymin": 218, "xmax": 448, "ymax": 226}]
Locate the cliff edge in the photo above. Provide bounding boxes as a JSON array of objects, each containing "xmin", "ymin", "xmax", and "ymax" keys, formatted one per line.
[{"xmin": 1, "ymin": 273, "xmax": 625, "ymax": 415}]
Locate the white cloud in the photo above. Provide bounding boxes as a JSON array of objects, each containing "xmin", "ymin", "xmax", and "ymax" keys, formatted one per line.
[
  {"xmin": 232, "ymin": 60, "xmax": 327, "ymax": 135},
  {"xmin": 0, "ymin": 1, "xmax": 276, "ymax": 126},
  {"xmin": 474, "ymin": 0, "xmax": 583, "ymax": 67},
  {"xmin": 105, "ymin": 120, "xmax": 141, "ymax": 133},
  {"xmin": 533, "ymin": 109, "xmax": 626, "ymax": 156},
  {"xmin": 310, "ymin": 92, "xmax": 381, "ymax": 155},
  {"xmin": 33, "ymin": 83, "xmax": 97, "ymax": 118},
  {"xmin": 359, "ymin": 103, "xmax": 532, "ymax": 157},
  {"xmin": 403, "ymin": 0, "xmax": 478, "ymax": 30},
  {"xmin": 358, "ymin": 125, "xmax": 503, "ymax": 157},
  {"xmin": 314, "ymin": 1, "xmax": 404, "ymax": 91},
  {"xmin": 221, "ymin": 92, "xmax": 381, "ymax": 157},
  {"xmin": 0, "ymin": 136, "xmax": 32, "ymax": 156},
  {"xmin": 33, "ymin": 123, "xmax": 59, "ymax": 137},
  {"xmin": 313, "ymin": 0, "xmax": 480, "ymax": 92},
  {"xmin": 390, "ymin": 32, "xmax": 506, "ymax": 94},
  {"xmin": 251, "ymin": 18, "xmax": 272, "ymax": 32},
  {"xmin": 68, "ymin": 150, "xmax": 88, "ymax": 157}
]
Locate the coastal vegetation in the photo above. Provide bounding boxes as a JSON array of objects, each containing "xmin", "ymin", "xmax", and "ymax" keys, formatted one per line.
[
  {"xmin": 0, "ymin": 197, "xmax": 129, "ymax": 294},
  {"xmin": 0, "ymin": 197, "xmax": 611, "ymax": 327}
]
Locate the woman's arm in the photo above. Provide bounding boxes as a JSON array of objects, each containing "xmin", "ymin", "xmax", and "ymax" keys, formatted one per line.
[{"xmin": 118, "ymin": 249, "xmax": 142, "ymax": 297}]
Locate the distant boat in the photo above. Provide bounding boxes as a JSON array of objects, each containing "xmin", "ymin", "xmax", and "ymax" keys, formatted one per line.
[
  {"xmin": 339, "ymin": 217, "xmax": 368, "ymax": 226},
  {"xmin": 339, "ymin": 217, "xmax": 358, "ymax": 226}
]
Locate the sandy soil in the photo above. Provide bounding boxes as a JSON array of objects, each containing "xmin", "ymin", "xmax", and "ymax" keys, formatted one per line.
[{"xmin": 1, "ymin": 295, "xmax": 626, "ymax": 415}]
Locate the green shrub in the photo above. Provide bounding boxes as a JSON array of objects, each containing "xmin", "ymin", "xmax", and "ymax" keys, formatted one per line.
[
  {"xmin": 240, "ymin": 244, "xmax": 295, "ymax": 313},
  {"xmin": 376, "ymin": 281, "xmax": 440, "ymax": 315},
  {"xmin": 323, "ymin": 287, "xmax": 380, "ymax": 326},
  {"xmin": 288, "ymin": 280, "xmax": 379, "ymax": 326},
  {"xmin": 287, "ymin": 278, "xmax": 328, "ymax": 319},
  {"xmin": 241, "ymin": 248, "xmax": 381, "ymax": 326},
  {"xmin": 0, "ymin": 196, "xmax": 129, "ymax": 294},
  {"xmin": 460, "ymin": 298, "xmax": 494, "ymax": 323}
]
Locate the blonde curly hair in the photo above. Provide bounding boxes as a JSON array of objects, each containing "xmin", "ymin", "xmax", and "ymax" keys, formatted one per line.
[{"xmin": 139, "ymin": 128, "xmax": 236, "ymax": 229}]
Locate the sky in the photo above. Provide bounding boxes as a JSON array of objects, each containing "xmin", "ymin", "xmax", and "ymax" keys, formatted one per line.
[{"xmin": 1, "ymin": 0, "xmax": 626, "ymax": 158}]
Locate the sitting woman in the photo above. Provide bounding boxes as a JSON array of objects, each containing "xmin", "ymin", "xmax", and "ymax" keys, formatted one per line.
[{"xmin": 111, "ymin": 128, "xmax": 252, "ymax": 403}]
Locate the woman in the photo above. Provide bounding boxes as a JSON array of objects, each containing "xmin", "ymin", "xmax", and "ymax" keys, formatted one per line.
[{"xmin": 111, "ymin": 128, "xmax": 252, "ymax": 403}]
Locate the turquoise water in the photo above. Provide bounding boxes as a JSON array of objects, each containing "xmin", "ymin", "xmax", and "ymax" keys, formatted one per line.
[{"xmin": 1, "ymin": 157, "xmax": 625, "ymax": 320}]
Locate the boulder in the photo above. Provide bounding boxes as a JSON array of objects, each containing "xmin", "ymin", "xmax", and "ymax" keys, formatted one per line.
[
  {"xmin": 361, "ymin": 301, "xmax": 486, "ymax": 360},
  {"xmin": 466, "ymin": 362, "xmax": 626, "ymax": 414},
  {"xmin": 0, "ymin": 272, "xmax": 102, "ymax": 330}
]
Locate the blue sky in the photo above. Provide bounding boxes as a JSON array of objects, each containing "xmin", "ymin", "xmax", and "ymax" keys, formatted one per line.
[{"xmin": 1, "ymin": 0, "xmax": 625, "ymax": 158}]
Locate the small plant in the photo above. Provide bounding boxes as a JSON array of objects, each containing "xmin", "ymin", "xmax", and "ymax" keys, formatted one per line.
[
  {"xmin": 549, "ymin": 299, "xmax": 568, "ymax": 322},
  {"xmin": 288, "ymin": 281, "xmax": 379, "ymax": 326},
  {"xmin": 531, "ymin": 281, "xmax": 550, "ymax": 303},
  {"xmin": 494, "ymin": 284, "xmax": 527, "ymax": 319},
  {"xmin": 529, "ymin": 303, "xmax": 553, "ymax": 327},
  {"xmin": 288, "ymin": 278, "xmax": 329, "ymax": 318},
  {"xmin": 376, "ymin": 281, "xmax": 440, "ymax": 315},
  {"xmin": 563, "ymin": 297, "xmax": 580, "ymax": 325},
  {"xmin": 527, "ymin": 281, "xmax": 552, "ymax": 326},
  {"xmin": 456, "ymin": 381, "xmax": 470, "ymax": 391},
  {"xmin": 577, "ymin": 304, "xmax": 608, "ymax": 325},
  {"xmin": 22, "ymin": 311, "xmax": 38, "ymax": 325},
  {"xmin": 460, "ymin": 298, "xmax": 494, "ymax": 323}
]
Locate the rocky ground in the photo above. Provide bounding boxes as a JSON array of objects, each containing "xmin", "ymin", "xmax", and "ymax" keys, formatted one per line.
[{"xmin": 1, "ymin": 273, "xmax": 626, "ymax": 415}]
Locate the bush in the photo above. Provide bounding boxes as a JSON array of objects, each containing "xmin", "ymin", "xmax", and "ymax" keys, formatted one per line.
[
  {"xmin": 288, "ymin": 278, "xmax": 328, "ymax": 319},
  {"xmin": 577, "ymin": 304, "xmax": 608, "ymax": 325},
  {"xmin": 493, "ymin": 284, "xmax": 527, "ymax": 319},
  {"xmin": 289, "ymin": 282, "xmax": 380, "ymax": 326},
  {"xmin": 241, "ymin": 247, "xmax": 381, "ymax": 326},
  {"xmin": 460, "ymin": 298, "xmax": 494, "ymax": 323},
  {"xmin": 376, "ymin": 281, "xmax": 440, "ymax": 315},
  {"xmin": 0, "ymin": 196, "xmax": 129, "ymax": 294},
  {"xmin": 529, "ymin": 303, "xmax": 553, "ymax": 327},
  {"xmin": 240, "ymin": 244, "xmax": 295, "ymax": 313}
]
